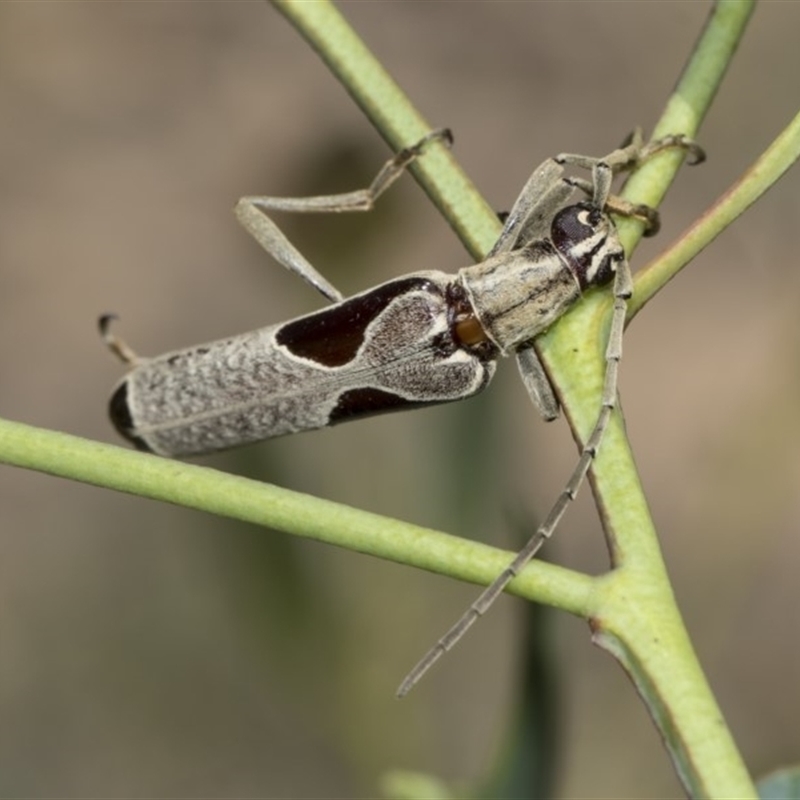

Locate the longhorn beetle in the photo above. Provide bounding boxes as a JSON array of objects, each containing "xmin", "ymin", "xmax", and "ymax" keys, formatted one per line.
[{"xmin": 101, "ymin": 128, "xmax": 703, "ymax": 696}]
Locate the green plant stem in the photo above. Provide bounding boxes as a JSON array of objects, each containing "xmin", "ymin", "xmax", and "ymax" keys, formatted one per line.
[
  {"xmin": 272, "ymin": 0, "xmax": 500, "ymax": 261},
  {"xmin": 631, "ymin": 107, "xmax": 800, "ymax": 317},
  {"xmin": 517, "ymin": 1, "xmax": 758, "ymax": 796},
  {"xmin": 616, "ymin": 0, "xmax": 755, "ymax": 248},
  {"xmin": 0, "ymin": 0, "xmax": 775, "ymax": 796},
  {"xmin": 0, "ymin": 418, "xmax": 593, "ymax": 614}
]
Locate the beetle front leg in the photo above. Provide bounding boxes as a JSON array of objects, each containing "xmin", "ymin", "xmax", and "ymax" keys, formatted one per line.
[{"xmin": 556, "ymin": 130, "xmax": 705, "ymax": 231}]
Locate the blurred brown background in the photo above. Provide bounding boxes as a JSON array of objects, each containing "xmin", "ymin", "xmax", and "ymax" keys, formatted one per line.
[{"xmin": 1, "ymin": 2, "xmax": 798, "ymax": 797}]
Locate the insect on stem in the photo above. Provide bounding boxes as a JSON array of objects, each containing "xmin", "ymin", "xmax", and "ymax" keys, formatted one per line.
[{"xmin": 100, "ymin": 128, "xmax": 703, "ymax": 694}]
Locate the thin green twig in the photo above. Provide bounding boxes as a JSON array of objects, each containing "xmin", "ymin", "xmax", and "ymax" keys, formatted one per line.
[
  {"xmin": 273, "ymin": 0, "xmax": 499, "ymax": 260},
  {"xmin": 631, "ymin": 107, "xmax": 800, "ymax": 317},
  {"xmin": 0, "ymin": 1, "xmax": 780, "ymax": 797},
  {"xmin": 0, "ymin": 417, "xmax": 594, "ymax": 614}
]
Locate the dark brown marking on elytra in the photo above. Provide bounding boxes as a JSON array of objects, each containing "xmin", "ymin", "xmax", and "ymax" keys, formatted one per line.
[
  {"xmin": 329, "ymin": 386, "xmax": 429, "ymax": 424},
  {"xmin": 108, "ymin": 382, "xmax": 152, "ymax": 452},
  {"xmin": 276, "ymin": 276, "xmax": 446, "ymax": 368}
]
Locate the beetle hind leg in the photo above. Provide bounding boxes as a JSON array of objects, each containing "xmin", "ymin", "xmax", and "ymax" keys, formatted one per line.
[
  {"xmin": 98, "ymin": 314, "xmax": 142, "ymax": 367},
  {"xmin": 234, "ymin": 128, "xmax": 453, "ymax": 304}
]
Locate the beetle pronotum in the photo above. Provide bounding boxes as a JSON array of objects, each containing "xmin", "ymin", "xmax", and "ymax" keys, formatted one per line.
[{"xmin": 101, "ymin": 128, "xmax": 702, "ymax": 695}]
